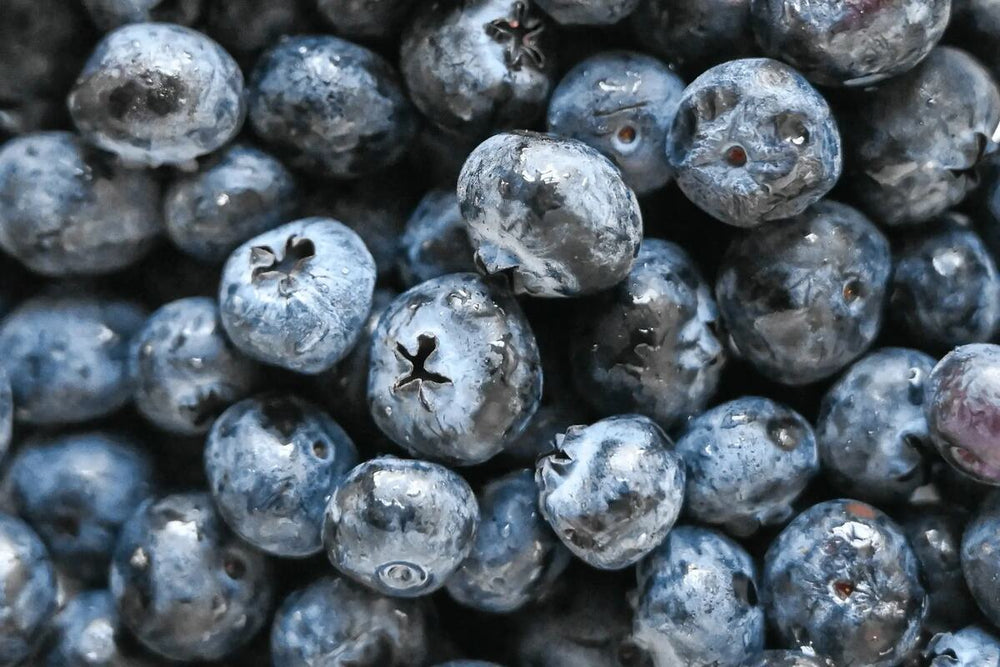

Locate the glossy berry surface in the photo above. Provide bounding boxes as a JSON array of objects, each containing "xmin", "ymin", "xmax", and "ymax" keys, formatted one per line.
[{"xmin": 742, "ymin": 652, "xmax": 833, "ymax": 667}]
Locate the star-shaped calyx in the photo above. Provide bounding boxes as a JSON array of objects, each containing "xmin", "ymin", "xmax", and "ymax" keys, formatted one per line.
[{"xmin": 485, "ymin": 1, "xmax": 546, "ymax": 70}]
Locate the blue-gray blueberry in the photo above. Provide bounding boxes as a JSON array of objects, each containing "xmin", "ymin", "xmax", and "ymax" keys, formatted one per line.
[
  {"xmin": 398, "ymin": 190, "xmax": 476, "ymax": 287},
  {"xmin": 925, "ymin": 625, "xmax": 1000, "ymax": 666},
  {"xmin": 0, "ymin": 514, "xmax": 57, "ymax": 667},
  {"xmin": 38, "ymin": 589, "xmax": 153, "ymax": 667}
]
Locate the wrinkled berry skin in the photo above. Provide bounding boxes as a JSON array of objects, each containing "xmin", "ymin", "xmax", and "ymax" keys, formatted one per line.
[
  {"xmin": 0, "ymin": 514, "xmax": 57, "ymax": 666},
  {"xmin": 219, "ymin": 218, "xmax": 376, "ymax": 375},
  {"xmin": 840, "ymin": 47, "xmax": 1000, "ymax": 226},
  {"xmin": 205, "ymin": 394, "xmax": 358, "ymax": 558},
  {"xmin": 816, "ymin": 348, "xmax": 935, "ymax": 504},
  {"xmin": 536, "ymin": 415, "xmax": 685, "ymax": 570},
  {"xmin": 69, "ymin": 23, "xmax": 245, "ymax": 167},
  {"xmin": 570, "ymin": 239, "xmax": 725, "ymax": 429},
  {"xmin": 750, "ymin": 0, "xmax": 950, "ymax": 87},
  {"xmin": 130, "ymin": 297, "xmax": 261, "ymax": 435},
  {"xmin": 762, "ymin": 499, "xmax": 927, "ymax": 667},
  {"xmin": 668, "ymin": 58, "xmax": 841, "ymax": 228},
  {"xmin": 891, "ymin": 222, "xmax": 1000, "ymax": 350},
  {"xmin": 675, "ymin": 397, "xmax": 818, "ymax": 536},
  {"xmin": 0, "ymin": 291, "xmax": 146, "ymax": 425},
  {"xmin": 717, "ymin": 200, "xmax": 890, "ymax": 385},
  {"xmin": 547, "ymin": 51, "xmax": 684, "ymax": 195},
  {"xmin": 271, "ymin": 575, "xmax": 429, "ymax": 667},
  {"xmin": 630, "ymin": 0, "xmax": 756, "ymax": 76},
  {"xmin": 400, "ymin": 0, "xmax": 556, "ymax": 139},
  {"xmin": 446, "ymin": 470, "xmax": 571, "ymax": 613},
  {"xmin": 248, "ymin": 36, "xmax": 416, "ymax": 179},
  {"xmin": 38, "ymin": 589, "xmax": 154, "ymax": 667},
  {"xmin": 631, "ymin": 526, "xmax": 765, "ymax": 667},
  {"xmin": 110, "ymin": 493, "xmax": 273, "ymax": 662},
  {"xmin": 0, "ymin": 132, "xmax": 161, "ymax": 277},
  {"xmin": 742, "ymin": 652, "xmax": 833, "ymax": 667},
  {"xmin": 81, "ymin": 0, "xmax": 203, "ymax": 30},
  {"xmin": 6, "ymin": 431, "xmax": 154, "ymax": 584},
  {"xmin": 368, "ymin": 273, "xmax": 542, "ymax": 465},
  {"xmin": 164, "ymin": 144, "xmax": 298, "ymax": 264},
  {"xmin": 317, "ymin": 0, "xmax": 417, "ymax": 40},
  {"xmin": 323, "ymin": 457, "xmax": 479, "ymax": 598},
  {"xmin": 926, "ymin": 344, "xmax": 1000, "ymax": 484},
  {"xmin": 925, "ymin": 625, "xmax": 1000, "ymax": 666},
  {"xmin": 398, "ymin": 190, "xmax": 476, "ymax": 287},
  {"xmin": 458, "ymin": 132, "xmax": 642, "ymax": 297},
  {"xmin": 535, "ymin": 0, "xmax": 639, "ymax": 25}
]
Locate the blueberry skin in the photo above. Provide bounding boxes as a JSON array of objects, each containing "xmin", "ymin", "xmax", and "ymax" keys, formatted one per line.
[
  {"xmin": 742, "ymin": 652, "xmax": 832, "ymax": 667},
  {"xmin": 81, "ymin": 0, "xmax": 202, "ymax": 30},
  {"xmin": 840, "ymin": 47, "xmax": 1000, "ymax": 227},
  {"xmin": 317, "ymin": 0, "xmax": 417, "ymax": 40},
  {"xmin": 164, "ymin": 144, "xmax": 298, "ymax": 264},
  {"xmin": 668, "ymin": 58, "xmax": 841, "ymax": 228},
  {"xmin": 534, "ymin": 0, "xmax": 640, "ymax": 24},
  {"xmin": 925, "ymin": 626, "xmax": 1000, "ymax": 666},
  {"xmin": 446, "ymin": 470, "xmax": 571, "ymax": 613},
  {"xmin": 368, "ymin": 273, "xmax": 542, "ymax": 465},
  {"xmin": 536, "ymin": 415, "xmax": 685, "ymax": 570},
  {"xmin": 631, "ymin": 525, "xmax": 765, "ymax": 667},
  {"xmin": 891, "ymin": 222, "xmax": 1000, "ymax": 350},
  {"xmin": 0, "ymin": 291, "xmax": 146, "ymax": 425},
  {"xmin": 38, "ymin": 589, "xmax": 153, "ymax": 667},
  {"xmin": 716, "ymin": 200, "xmax": 890, "ymax": 385},
  {"xmin": 219, "ymin": 218, "xmax": 376, "ymax": 374},
  {"xmin": 398, "ymin": 190, "xmax": 476, "ymax": 287},
  {"xmin": 750, "ymin": 0, "xmax": 950, "ymax": 87},
  {"xmin": 962, "ymin": 492, "xmax": 1000, "ymax": 627},
  {"xmin": 248, "ymin": 35, "xmax": 417, "ymax": 179},
  {"xmin": 925, "ymin": 344, "xmax": 1000, "ymax": 484},
  {"xmin": 762, "ymin": 499, "xmax": 927, "ymax": 667},
  {"xmin": 205, "ymin": 394, "xmax": 358, "ymax": 558},
  {"xmin": 271, "ymin": 575, "xmax": 429, "ymax": 667},
  {"xmin": 68, "ymin": 23, "xmax": 245, "ymax": 167},
  {"xmin": 816, "ymin": 348, "xmax": 936, "ymax": 505},
  {"xmin": 570, "ymin": 239, "xmax": 725, "ymax": 429},
  {"xmin": 0, "ymin": 132, "xmax": 161, "ymax": 277},
  {"xmin": 5, "ymin": 431, "xmax": 154, "ymax": 584},
  {"xmin": 110, "ymin": 492, "xmax": 273, "ymax": 661},
  {"xmin": 458, "ymin": 132, "xmax": 643, "ymax": 297},
  {"xmin": 0, "ymin": 514, "xmax": 57, "ymax": 666},
  {"xmin": 675, "ymin": 397, "xmax": 818, "ymax": 537},
  {"xmin": 630, "ymin": 0, "xmax": 756, "ymax": 77},
  {"xmin": 322, "ymin": 456, "xmax": 479, "ymax": 598},
  {"xmin": 130, "ymin": 297, "xmax": 261, "ymax": 435},
  {"xmin": 547, "ymin": 52, "xmax": 685, "ymax": 195},
  {"xmin": 400, "ymin": 0, "xmax": 556, "ymax": 139}
]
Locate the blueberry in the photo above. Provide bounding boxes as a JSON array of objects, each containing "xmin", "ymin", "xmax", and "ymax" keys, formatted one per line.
[
  {"xmin": 716, "ymin": 200, "xmax": 890, "ymax": 385},
  {"xmin": 925, "ymin": 625, "xmax": 1000, "ymax": 666},
  {"xmin": 741, "ymin": 652, "xmax": 833, "ymax": 667},
  {"xmin": 750, "ymin": 0, "xmax": 950, "ymax": 87},
  {"xmin": 668, "ymin": 58, "xmax": 841, "ymax": 228},
  {"xmin": 398, "ymin": 190, "xmax": 476, "ymax": 287},
  {"xmin": 69, "ymin": 23, "xmax": 245, "ymax": 167},
  {"xmin": 0, "ymin": 132, "xmax": 161, "ymax": 276},
  {"xmin": 446, "ymin": 470, "xmax": 571, "ymax": 613},
  {"xmin": 164, "ymin": 144, "xmax": 299, "ymax": 264},
  {"xmin": 81, "ymin": 0, "xmax": 203, "ymax": 30},
  {"xmin": 502, "ymin": 399, "xmax": 591, "ymax": 464},
  {"xmin": 890, "ymin": 219, "xmax": 1000, "ymax": 350},
  {"xmin": 925, "ymin": 344, "xmax": 1000, "ymax": 484},
  {"xmin": 631, "ymin": 525, "xmax": 765, "ymax": 666},
  {"xmin": 570, "ymin": 239, "xmax": 725, "ymax": 429},
  {"xmin": 0, "ymin": 514, "xmax": 57, "ymax": 666},
  {"xmin": 368, "ymin": 273, "xmax": 542, "ymax": 465},
  {"xmin": 38, "ymin": 589, "xmax": 152, "ymax": 667},
  {"xmin": 204, "ymin": 0, "xmax": 305, "ymax": 60},
  {"xmin": 271, "ymin": 575, "xmax": 429, "ymax": 667},
  {"xmin": 317, "ymin": 0, "xmax": 417, "ymax": 40},
  {"xmin": 816, "ymin": 347, "xmax": 936, "ymax": 504},
  {"xmin": 547, "ymin": 51, "xmax": 685, "ymax": 195},
  {"xmin": 130, "ymin": 297, "xmax": 261, "ymax": 435},
  {"xmin": 400, "ymin": 0, "xmax": 556, "ymax": 138},
  {"xmin": 458, "ymin": 131, "xmax": 642, "ymax": 297},
  {"xmin": 839, "ymin": 47, "xmax": 1000, "ymax": 226},
  {"xmin": 248, "ymin": 35, "xmax": 417, "ymax": 179},
  {"xmin": 5, "ymin": 431, "xmax": 154, "ymax": 584},
  {"xmin": 534, "ymin": 0, "xmax": 640, "ymax": 25},
  {"xmin": 205, "ymin": 394, "xmax": 358, "ymax": 558},
  {"xmin": 675, "ymin": 397, "xmax": 818, "ymax": 536},
  {"xmin": 110, "ymin": 492, "xmax": 273, "ymax": 661},
  {"xmin": 536, "ymin": 415, "xmax": 685, "ymax": 570},
  {"xmin": 762, "ymin": 499, "xmax": 926, "ymax": 666},
  {"xmin": 219, "ymin": 217, "xmax": 376, "ymax": 374},
  {"xmin": 0, "ymin": 290, "xmax": 146, "ymax": 425}
]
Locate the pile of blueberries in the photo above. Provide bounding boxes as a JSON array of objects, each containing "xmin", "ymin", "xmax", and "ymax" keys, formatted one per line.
[{"xmin": 10, "ymin": 0, "xmax": 1000, "ymax": 665}]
